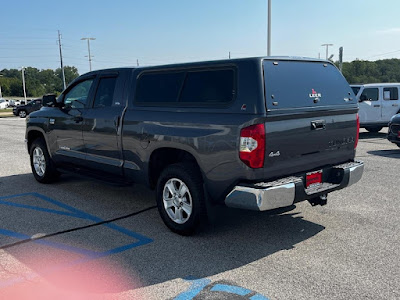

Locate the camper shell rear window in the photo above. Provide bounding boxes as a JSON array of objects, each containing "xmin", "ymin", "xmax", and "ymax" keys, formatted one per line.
[{"xmin": 263, "ymin": 60, "xmax": 354, "ymax": 110}]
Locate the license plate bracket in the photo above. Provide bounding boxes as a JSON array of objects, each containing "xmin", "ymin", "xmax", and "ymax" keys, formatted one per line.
[{"xmin": 306, "ymin": 170, "xmax": 323, "ymax": 188}]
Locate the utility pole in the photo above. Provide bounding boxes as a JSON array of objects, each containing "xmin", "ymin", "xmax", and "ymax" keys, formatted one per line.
[
  {"xmin": 58, "ymin": 30, "xmax": 66, "ymax": 90},
  {"xmin": 137, "ymin": 59, "xmax": 139, "ymax": 67},
  {"xmin": 267, "ymin": 0, "xmax": 271, "ymax": 56},
  {"xmin": 81, "ymin": 37, "xmax": 96, "ymax": 71},
  {"xmin": 21, "ymin": 67, "xmax": 27, "ymax": 103},
  {"xmin": 0, "ymin": 74, "xmax": 3, "ymax": 98},
  {"xmin": 339, "ymin": 47, "xmax": 343, "ymax": 72},
  {"xmin": 229, "ymin": 51, "xmax": 231, "ymax": 59},
  {"xmin": 321, "ymin": 43, "xmax": 333, "ymax": 59}
]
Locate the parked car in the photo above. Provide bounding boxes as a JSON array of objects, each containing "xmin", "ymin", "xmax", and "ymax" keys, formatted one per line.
[
  {"xmin": 387, "ymin": 113, "xmax": 400, "ymax": 147},
  {"xmin": 0, "ymin": 98, "xmax": 9, "ymax": 109},
  {"xmin": 26, "ymin": 57, "xmax": 364, "ymax": 235},
  {"xmin": 13, "ymin": 98, "xmax": 42, "ymax": 118},
  {"xmin": 351, "ymin": 83, "xmax": 400, "ymax": 132},
  {"xmin": 13, "ymin": 100, "xmax": 27, "ymax": 106},
  {"xmin": 7, "ymin": 99, "xmax": 17, "ymax": 107}
]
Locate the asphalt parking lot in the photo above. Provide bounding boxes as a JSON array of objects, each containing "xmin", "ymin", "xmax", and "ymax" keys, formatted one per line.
[{"xmin": 0, "ymin": 117, "xmax": 399, "ymax": 299}]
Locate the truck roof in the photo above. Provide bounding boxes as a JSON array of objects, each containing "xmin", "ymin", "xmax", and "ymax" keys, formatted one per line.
[
  {"xmin": 352, "ymin": 83, "xmax": 400, "ymax": 87},
  {"xmin": 83, "ymin": 56, "xmax": 332, "ymax": 75}
]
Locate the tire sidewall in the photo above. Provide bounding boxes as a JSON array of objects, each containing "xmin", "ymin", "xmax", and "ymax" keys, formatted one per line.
[
  {"xmin": 30, "ymin": 139, "xmax": 56, "ymax": 183},
  {"xmin": 19, "ymin": 110, "xmax": 27, "ymax": 118},
  {"xmin": 156, "ymin": 164, "xmax": 204, "ymax": 235}
]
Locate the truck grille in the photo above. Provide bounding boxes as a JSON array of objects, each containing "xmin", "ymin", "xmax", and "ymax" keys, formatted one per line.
[{"xmin": 390, "ymin": 124, "xmax": 400, "ymax": 135}]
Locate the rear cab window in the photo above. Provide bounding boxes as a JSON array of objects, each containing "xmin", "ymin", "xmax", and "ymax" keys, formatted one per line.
[{"xmin": 263, "ymin": 60, "xmax": 354, "ymax": 110}]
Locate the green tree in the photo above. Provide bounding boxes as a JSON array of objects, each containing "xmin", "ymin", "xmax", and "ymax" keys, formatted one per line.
[{"xmin": 0, "ymin": 66, "xmax": 79, "ymax": 97}]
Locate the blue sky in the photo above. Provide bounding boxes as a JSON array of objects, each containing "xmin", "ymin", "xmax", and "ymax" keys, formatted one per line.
[{"xmin": 1, "ymin": 0, "xmax": 400, "ymax": 74}]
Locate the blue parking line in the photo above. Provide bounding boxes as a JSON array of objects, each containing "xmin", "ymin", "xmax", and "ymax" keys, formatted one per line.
[
  {"xmin": 0, "ymin": 228, "xmax": 98, "ymax": 257},
  {"xmin": 0, "ymin": 192, "xmax": 153, "ymax": 288},
  {"xmin": 0, "ymin": 199, "xmax": 82, "ymax": 219},
  {"xmin": 210, "ymin": 284, "xmax": 252, "ymax": 296},
  {"xmin": 174, "ymin": 278, "xmax": 212, "ymax": 300},
  {"xmin": 174, "ymin": 278, "xmax": 270, "ymax": 300}
]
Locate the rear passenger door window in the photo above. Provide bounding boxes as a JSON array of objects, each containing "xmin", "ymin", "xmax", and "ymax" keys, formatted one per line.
[
  {"xmin": 383, "ymin": 87, "xmax": 398, "ymax": 100},
  {"xmin": 93, "ymin": 77, "xmax": 117, "ymax": 108}
]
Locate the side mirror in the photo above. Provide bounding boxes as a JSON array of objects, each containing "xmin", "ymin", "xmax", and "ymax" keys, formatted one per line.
[
  {"xmin": 42, "ymin": 94, "xmax": 57, "ymax": 107},
  {"xmin": 359, "ymin": 94, "xmax": 367, "ymax": 102}
]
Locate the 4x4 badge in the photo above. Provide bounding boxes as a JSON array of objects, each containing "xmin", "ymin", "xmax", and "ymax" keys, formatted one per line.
[{"xmin": 269, "ymin": 151, "xmax": 280, "ymax": 157}]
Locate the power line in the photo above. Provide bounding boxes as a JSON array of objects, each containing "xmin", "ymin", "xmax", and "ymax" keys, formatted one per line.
[{"xmin": 367, "ymin": 49, "xmax": 400, "ymax": 59}]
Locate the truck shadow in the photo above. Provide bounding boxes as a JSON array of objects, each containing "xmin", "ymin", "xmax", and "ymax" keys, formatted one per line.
[
  {"xmin": 0, "ymin": 173, "xmax": 324, "ymax": 295},
  {"xmin": 359, "ymin": 131, "xmax": 387, "ymax": 139},
  {"xmin": 367, "ymin": 149, "xmax": 400, "ymax": 158}
]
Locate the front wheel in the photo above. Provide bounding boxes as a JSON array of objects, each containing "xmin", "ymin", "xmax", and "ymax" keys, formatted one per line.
[
  {"xmin": 30, "ymin": 138, "xmax": 59, "ymax": 183},
  {"xmin": 19, "ymin": 110, "xmax": 27, "ymax": 118},
  {"xmin": 156, "ymin": 163, "xmax": 207, "ymax": 235}
]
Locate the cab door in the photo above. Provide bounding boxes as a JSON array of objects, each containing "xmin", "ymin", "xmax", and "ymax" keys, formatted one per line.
[
  {"xmin": 358, "ymin": 87, "xmax": 382, "ymax": 124},
  {"xmin": 50, "ymin": 76, "xmax": 96, "ymax": 167},
  {"xmin": 81, "ymin": 71, "xmax": 128, "ymax": 176},
  {"xmin": 381, "ymin": 86, "xmax": 400, "ymax": 122}
]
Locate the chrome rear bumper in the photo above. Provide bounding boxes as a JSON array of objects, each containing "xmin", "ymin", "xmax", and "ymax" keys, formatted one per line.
[{"xmin": 225, "ymin": 160, "xmax": 364, "ymax": 211}]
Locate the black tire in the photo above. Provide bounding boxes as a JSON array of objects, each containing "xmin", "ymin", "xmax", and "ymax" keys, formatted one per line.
[
  {"xmin": 19, "ymin": 110, "xmax": 27, "ymax": 118},
  {"xmin": 30, "ymin": 138, "xmax": 59, "ymax": 183},
  {"xmin": 156, "ymin": 163, "xmax": 206, "ymax": 235},
  {"xmin": 365, "ymin": 126, "xmax": 382, "ymax": 133}
]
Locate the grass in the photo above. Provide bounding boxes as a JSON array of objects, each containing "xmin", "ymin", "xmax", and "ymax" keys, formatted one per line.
[{"xmin": 0, "ymin": 108, "xmax": 15, "ymax": 118}]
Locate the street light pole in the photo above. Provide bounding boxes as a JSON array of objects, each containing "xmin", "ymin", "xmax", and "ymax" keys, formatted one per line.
[
  {"xmin": 21, "ymin": 67, "xmax": 27, "ymax": 103},
  {"xmin": 0, "ymin": 74, "xmax": 3, "ymax": 98},
  {"xmin": 267, "ymin": 0, "xmax": 271, "ymax": 56},
  {"xmin": 81, "ymin": 37, "xmax": 96, "ymax": 71},
  {"xmin": 321, "ymin": 43, "xmax": 333, "ymax": 60}
]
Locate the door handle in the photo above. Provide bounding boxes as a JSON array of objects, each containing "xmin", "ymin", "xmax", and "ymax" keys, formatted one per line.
[
  {"xmin": 311, "ymin": 120, "xmax": 326, "ymax": 130},
  {"xmin": 114, "ymin": 116, "xmax": 120, "ymax": 127},
  {"xmin": 114, "ymin": 116, "xmax": 121, "ymax": 133},
  {"xmin": 392, "ymin": 104, "xmax": 399, "ymax": 107},
  {"xmin": 74, "ymin": 116, "xmax": 83, "ymax": 123},
  {"xmin": 373, "ymin": 105, "xmax": 380, "ymax": 107}
]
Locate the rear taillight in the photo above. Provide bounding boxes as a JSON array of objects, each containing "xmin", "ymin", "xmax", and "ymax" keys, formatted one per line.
[
  {"xmin": 355, "ymin": 113, "xmax": 360, "ymax": 149},
  {"xmin": 239, "ymin": 124, "xmax": 265, "ymax": 168}
]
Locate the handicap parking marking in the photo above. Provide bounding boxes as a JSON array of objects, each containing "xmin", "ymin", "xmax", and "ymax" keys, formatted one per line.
[
  {"xmin": 0, "ymin": 192, "xmax": 153, "ymax": 287},
  {"xmin": 174, "ymin": 277, "xmax": 270, "ymax": 300}
]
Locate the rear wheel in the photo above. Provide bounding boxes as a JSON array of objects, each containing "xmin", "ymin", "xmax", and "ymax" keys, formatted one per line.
[
  {"xmin": 156, "ymin": 163, "xmax": 206, "ymax": 235},
  {"xmin": 30, "ymin": 138, "xmax": 59, "ymax": 183},
  {"xmin": 365, "ymin": 126, "xmax": 382, "ymax": 133},
  {"xmin": 19, "ymin": 110, "xmax": 27, "ymax": 118}
]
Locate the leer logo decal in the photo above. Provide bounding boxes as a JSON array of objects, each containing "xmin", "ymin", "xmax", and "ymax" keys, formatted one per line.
[{"xmin": 309, "ymin": 88, "xmax": 322, "ymax": 98}]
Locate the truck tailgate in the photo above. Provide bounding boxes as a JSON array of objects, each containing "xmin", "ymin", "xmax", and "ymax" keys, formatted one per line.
[{"xmin": 262, "ymin": 59, "xmax": 358, "ymax": 177}]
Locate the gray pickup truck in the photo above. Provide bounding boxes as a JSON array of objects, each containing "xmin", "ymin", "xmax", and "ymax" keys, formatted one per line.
[{"xmin": 26, "ymin": 57, "xmax": 364, "ymax": 235}]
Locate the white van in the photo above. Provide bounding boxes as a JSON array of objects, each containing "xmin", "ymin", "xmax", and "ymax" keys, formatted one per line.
[{"xmin": 351, "ymin": 83, "xmax": 400, "ymax": 132}]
